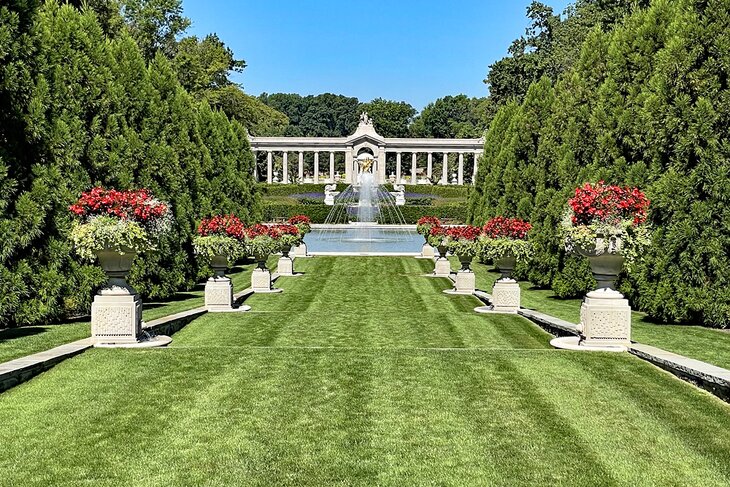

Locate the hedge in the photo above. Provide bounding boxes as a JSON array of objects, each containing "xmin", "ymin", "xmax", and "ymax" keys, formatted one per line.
[{"xmin": 263, "ymin": 204, "xmax": 466, "ymax": 224}]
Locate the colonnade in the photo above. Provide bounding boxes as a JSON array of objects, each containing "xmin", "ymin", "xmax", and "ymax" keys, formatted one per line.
[{"xmin": 255, "ymin": 149, "xmax": 483, "ymax": 185}]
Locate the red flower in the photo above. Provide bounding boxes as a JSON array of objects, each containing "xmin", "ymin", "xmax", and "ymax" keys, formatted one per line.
[
  {"xmin": 69, "ymin": 187, "xmax": 168, "ymax": 224},
  {"xmin": 445, "ymin": 225, "xmax": 482, "ymax": 241},
  {"xmin": 287, "ymin": 215, "xmax": 311, "ymax": 225},
  {"xmin": 482, "ymin": 217, "xmax": 532, "ymax": 240},
  {"xmin": 417, "ymin": 216, "xmax": 441, "ymax": 227},
  {"xmin": 198, "ymin": 215, "xmax": 245, "ymax": 239},
  {"xmin": 568, "ymin": 182, "xmax": 649, "ymax": 226}
]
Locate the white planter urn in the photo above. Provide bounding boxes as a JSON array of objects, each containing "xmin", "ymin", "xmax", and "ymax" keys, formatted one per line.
[
  {"xmin": 452, "ymin": 253, "xmax": 475, "ymax": 294},
  {"xmin": 252, "ymin": 252, "xmax": 283, "ymax": 293},
  {"xmin": 575, "ymin": 236, "xmax": 631, "ymax": 347},
  {"xmin": 205, "ymin": 254, "xmax": 234, "ymax": 312},
  {"xmin": 278, "ymin": 244, "xmax": 295, "ymax": 276},
  {"xmin": 491, "ymin": 254, "xmax": 520, "ymax": 313},
  {"xmin": 91, "ymin": 248, "xmax": 142, "ymax": 344},
  {"xmin": 433, "ymin": 244, "xmax": 451, "ymax": 277}
]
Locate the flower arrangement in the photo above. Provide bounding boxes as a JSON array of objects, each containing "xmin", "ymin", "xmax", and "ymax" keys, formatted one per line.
[
  {"xmin": 444, "ymin": 225, "xmax": 482, "ymax": 257},
  {"xmin": 417, "ymin": 216, "xmax": 441, "ymax": 240},
  {"xmin": 427, "ymin": 225, "xmax": 447, "ymax": 249},
  {"xmin": 272, "ymin": 223, "xmax": 302, "ymax": 250},
  {"xmin": 193, "ymin": 215, "xmax": 246, "ymax": 262},
  {"xmin": 288, "ymin": 215, "xmax": 312, "ymax": 235},
  {"xmin": 244, "ymin": 224, "xmax": 281, "ymax": 259},
  {"xmin": 69, "ymin": 187, "xmax": 171, "ymax": 260},
  {"xmin": 562, "ymin": 181, "xmax": 650, "ymax": 263},
  {"xmin": 479, "ymin": 217, "xmax": 533, "ymax": 262}
]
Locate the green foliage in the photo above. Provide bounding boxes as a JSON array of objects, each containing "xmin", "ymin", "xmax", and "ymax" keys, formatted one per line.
[
  {"xmin": 259, "ymin": 93, "xmax": 360, "ymax": 137},
  {"xmin": 70, "ymin": 217, "xmax": 152, "ymax": 261},
  {"xmin": 0, "ymin": 1, "xmax": 259, "ymax": 327},
  {"xmin": 410, "ymin": 95, "xmax": 492, "ymax": 138},
  {"xmin": 262, "ymin": 203, "xmax": 467, "ymax": 225},
  {"xmin": 358, "ymin": 98, "xmax": 416, "ymax": 137},
  {"xmin": 192, "ymin": 235, "xmax": 245, "ymax": 261},
  {"xmin": 479, "ymin": 237, "xmax": 534, "ymax": 263},
  {"xmin": 121, "ymin": 0, "xmax": 190, "ymax": 61},
  {"xmin": 471, "ymin": 0, "xmax": 730, "ymax": 327}
]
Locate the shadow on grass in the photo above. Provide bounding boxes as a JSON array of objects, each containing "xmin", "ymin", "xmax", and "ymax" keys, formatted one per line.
[
  {"xmin": 144, "ymin": 293, "xmax": 201, "ymax": 310},
  {"xmin": 0, "ymin": 327, "xmax": 48, "ymax": 344}
]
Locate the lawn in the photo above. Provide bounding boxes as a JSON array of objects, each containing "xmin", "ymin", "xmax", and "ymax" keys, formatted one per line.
[
  {"xmin": 0, "ymin": 257, "xmax": 728, "ymax": 486},
  {"xmin": 0, "ymin": 258, "xmax": 274, "ymax": 365},
  {"xmin": 467, "ymin": 260, "xmax": 730, "ymax": 370}
]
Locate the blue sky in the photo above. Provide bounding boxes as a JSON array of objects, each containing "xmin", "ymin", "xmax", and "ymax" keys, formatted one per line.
[{"xmin": 183, "ymin": 0, "xmax": 571, "ymax": 110}]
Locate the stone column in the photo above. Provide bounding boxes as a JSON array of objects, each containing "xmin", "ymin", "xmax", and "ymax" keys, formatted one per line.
[
  {"xmin": 267, "ymin": 151, "xmax": 273, "ymax": 184},
  {"xmin": 378, "ymin": 147, "xmax": 387, "ymax": 184},
  {"xmin": 411, "ymin": 153, "xmax": 418, "ymax": 184},
  {"xmin": 282, "ymin": 151, "xmax": 289, "ymax": 184},
  {"xmin": 442, "ymin": 153, "xmax": 449, "ymax": 185},
  {"xmin": 458, "ymin": 153, "xmax": 464, "ymax": 185},
  {"xmin": 314, "ymin": 152, "xmax": 319, "ymax": 183},
  {"xmin": 253, "ymin": 151, "xmax": 258, "ymax": 181},
  {"xmin": 473, "ymin": 151, "xmax": 481, "ymax": 182},
  {"xmin": 427, "ymin": 153, "xmax": 433, "ymax": 178},
  {"xmin": 345, "ymin": 147, "xmax": 354, "ymax": 183},
  {"xmin": 396, "ymin": 152, "xmax": 402, "ymax": 183},
  {"xmin": 298, "ymin": 151, "xmax": 304, "ymax": 182},
  {"xmin": 329, "ymin": 152, "xmax": 335, "ymax": 182}
]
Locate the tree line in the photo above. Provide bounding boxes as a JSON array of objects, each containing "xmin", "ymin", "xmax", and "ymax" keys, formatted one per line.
[
  {"xmin": 469, "ymin": 0, "xmax": 730, "ymax": 328},
  {"xmin": 0, "ymin": 0, "xmax": 259, "ymax": 327}
]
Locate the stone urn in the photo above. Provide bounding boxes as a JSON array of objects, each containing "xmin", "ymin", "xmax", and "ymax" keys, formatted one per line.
[
  {"xmin": 254, "ymin": 252, "xmax": 270, "ymax": 270},
  {"xmin": 210, "ymin": 254, "xmax": 228, "ymax": 279},
  {"xmin": 432, "ymin": 243, "xmax": 451, "ymax": 277},
  {"xmin": 95, "ymin": 247, "xmax": 137, "ymax": 293},
  {"xmin": 205, "ymin": 254, "xmax": 234, "ymax": 312},
  {"xmin": 437, "ymin": 245, "xmax": 448, "ymax": 259},
  {"xmin": 92, "ymin": 247, "xmax": 142, "ymax": 344},
  {"xmin": 281, "ymin": 244, "xmax": 292, "ymax": 259},
  {"xmin": 495, "ymin": 255, "xmax": 516, "ymax": 279},
  {"xmin": 457, "ymin": 253, "xmax": 474, "ymax": 272},
  {"xmin": 577, "ymin": 236, "xmax": 624, "ymax": 290}
]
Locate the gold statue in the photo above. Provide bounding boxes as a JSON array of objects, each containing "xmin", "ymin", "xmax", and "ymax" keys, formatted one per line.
[{"xmin": 359, "ymin": 158, "xmax": 374, "ymax": 173}]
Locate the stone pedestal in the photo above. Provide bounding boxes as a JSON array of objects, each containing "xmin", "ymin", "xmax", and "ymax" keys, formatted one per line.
[
  {"xmin": 491, "ymin": 278, "xmax": 521, "ymax": 313},
  {"xmin": 454, "ymin": 270, "xmax": 475, "ymax": 294},
  {"xmin": 578, "ymin": 289, "xmax": 631, "ymax": 347},
  {"xmin": 420, "ymin": 243, "xmax": 435, "ymax": 259},
  {"xmin": 92, "ymin": 290, "xmax": 142, "ymax": 345},
  {"xmin": 433, "ymin": 257, "xmax": 451, "ymax": 277},
  {"xmin": 278, "ymin": 256, "xmax": 294, "ymax": 276},
  {"xmin": 251, "ymin": 268, "xmax": 282, "ymax": 293},
  {"xmin": 205, "ymin": 277, "xmax": 233, "ymax": 312},
  {"xmin": 294, "ymin": 242, "xmax": 309, "ymax": 258}
]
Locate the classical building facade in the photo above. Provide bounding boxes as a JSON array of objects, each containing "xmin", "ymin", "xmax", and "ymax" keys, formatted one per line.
[{"xmin": 249, "ymin": 113, "xmax": 484, "ymax": 185}]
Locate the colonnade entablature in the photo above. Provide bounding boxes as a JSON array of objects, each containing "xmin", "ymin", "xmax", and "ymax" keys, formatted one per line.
[{"xmin": 249, "ymin": 113, "xmax": 484, "ymax": 186}]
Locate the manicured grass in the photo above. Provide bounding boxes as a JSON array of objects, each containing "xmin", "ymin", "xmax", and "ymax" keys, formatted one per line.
[
  {"xmin": 0, "ymin": 320, "xmax": 91, "ymax": 364},
  {"xmin": 0, "ymin": 258, "xmax": 274, "ymax": 365},
  {"xmin": 468, "ymin": 261, "xmax": 730, "ymax": 370},
  {"xmin": 173, "ymin": 258, "xmax": 550, "ymax": 350},
  {"xmin": 0, "ymin": 256, "xmax": 728, "ymax": 486},
  {"xmin": 0, "ymin": 348, "xmax": 728, "ymax": 486}
]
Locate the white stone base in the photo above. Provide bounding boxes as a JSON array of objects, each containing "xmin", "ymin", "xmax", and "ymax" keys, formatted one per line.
[
  {"xmin": 91, "ymin": 292, "xmax": 142, "ymax": 345},
  {"xmin": 293, "ymin": 243, "xmax": 311, "ymax": 258},
  {"xmin": 550, "ymin": 336, "xmax": 627, "ymax": 353},
  {"xmin": 278, "ymin": 256, "xmax": 295, "ymax": 276},
  {"xmin": 444, "ymin": 270, "xmax": 475, "ymax": 295},
  {"xmin": 417, "ymin": 243, "xmax": 435, "ymax": 259},
  {"xmin": 578, "ymin": 288, "xmax": 632, "ymax": 347},
  {"xmin": 491, "ymin": 279, "xmax": 521, "ymax": 314},
  {"xmin": 473, "ymin": 306, "xmax": 517, "ymax": 315},
  {"xmin": 433, "ymin": 258, "xmax": 451, "ymax": 278},
  {"xmin": 251, "ymin": 268, "xmax": 282, "ymax": 293},
  {"xmin": 205, "ymin": 277, "xmax": 233, "ymax": 312},
  {"xmin": 95, "ymin": 335, "xmax": 173, "ymax": 349}
]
